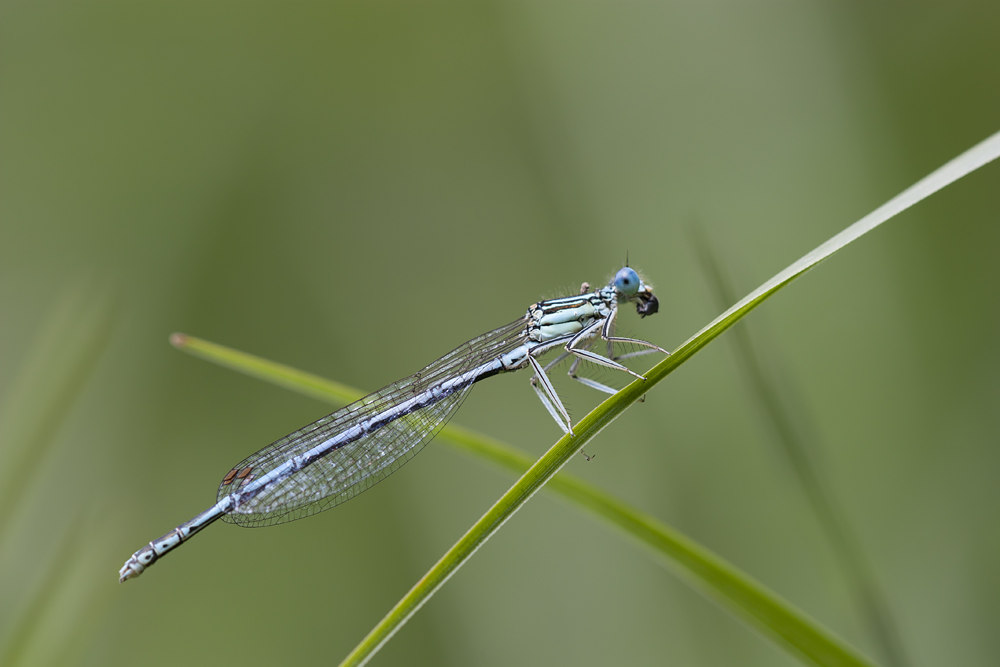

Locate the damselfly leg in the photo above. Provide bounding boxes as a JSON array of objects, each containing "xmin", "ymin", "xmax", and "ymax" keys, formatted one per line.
[{"xmin": 528, "ymin": 303, "xmax": 669, "ymax": 435}]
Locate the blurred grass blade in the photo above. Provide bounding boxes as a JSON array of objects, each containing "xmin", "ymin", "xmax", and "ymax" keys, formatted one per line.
[
  {"xmin": 0, "ymin": 516, "xmax": 88, "ymax": 667},
  {"xmin": 0, "ymin": 507, "xmax": 118, "ymax": 667},
  {"xmin": 690, "ymin": 225, "xmax": 911, "ymax": 667},
  {"xmin": 0, "ymin": 279, "xmax": 118, "ymax": 537},
  {"xmin": 36, "ymin": 509, "xmax": 120, "ymax": 667}
]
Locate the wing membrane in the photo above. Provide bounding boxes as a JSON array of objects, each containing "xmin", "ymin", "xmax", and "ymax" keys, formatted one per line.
[{"xmin": 218, "ymin": 318, "xmax": 526, "ymax": 527}]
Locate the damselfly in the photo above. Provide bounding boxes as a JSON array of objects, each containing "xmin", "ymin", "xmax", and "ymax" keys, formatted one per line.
[{"xmin": 120, "ymin": 267, "xmax": 666, "ymax": 581}]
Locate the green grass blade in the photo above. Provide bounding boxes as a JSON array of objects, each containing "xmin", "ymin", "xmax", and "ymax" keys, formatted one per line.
[
  {"xmin": 0, "ymin": 516, "xmax": 88, "ymax": 667},
  {"xmin": 0, "ymin": 280, "xmax": 118, "ymax": 665},
  {"xmin": 169, "ymin": 333, "xmax": 362, "ymax": 405},
  {"xmin": 0, "ymin": 279, "xmax": 118, "ymax": 537},
  {"xmin": 0, "ymin": 507, "xmax": 117, "ymax": 667},
  {"xmin": 170, "ymin": 334, "xmax": 538, "ymax": 471}
]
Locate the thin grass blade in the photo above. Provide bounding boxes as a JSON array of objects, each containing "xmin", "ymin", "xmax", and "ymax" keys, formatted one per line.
[
  {"xmin": 0, "ymin": 279, "xmax": 117, "ymax": 537},
  {"xmin": 0, "ymin": 507, "xmax": 118, "ymax": 667},
  {"xmin": 690, "ymin": 225, "xmax": 911, "ymax": 667}
]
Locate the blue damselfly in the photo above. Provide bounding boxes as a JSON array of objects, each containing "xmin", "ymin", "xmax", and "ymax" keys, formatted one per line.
[{"xmin": 120, "ymin": 267, "xmax": 666, "ymax": 581}]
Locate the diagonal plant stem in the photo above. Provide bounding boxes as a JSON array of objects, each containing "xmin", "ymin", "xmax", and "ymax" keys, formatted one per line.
[
  {"xmin": 0, "ymin": 280, "xmax": 118, "ymax": 666},
  {"xmin": 0, "ymin": 516, "xmax": 88, "ymax": 667},
  {"xmin": 0, "ymin": 281, "xmax": 117, "ymax": 538}
]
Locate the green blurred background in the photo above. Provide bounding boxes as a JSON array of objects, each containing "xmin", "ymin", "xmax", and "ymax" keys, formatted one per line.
[{"xmin": 1, "ymin": 1, "xmax": 998, "ymax": 665}]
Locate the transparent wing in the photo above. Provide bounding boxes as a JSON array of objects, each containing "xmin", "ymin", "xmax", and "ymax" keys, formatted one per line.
[{"xmin": 218, "ymin": 317, "xmax": 526, "ymax": 527}]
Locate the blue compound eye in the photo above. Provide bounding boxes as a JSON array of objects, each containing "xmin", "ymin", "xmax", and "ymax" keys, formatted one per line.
[{"xmin": 614, "ymin": 267, "xmax": 640, "ymax": 296}]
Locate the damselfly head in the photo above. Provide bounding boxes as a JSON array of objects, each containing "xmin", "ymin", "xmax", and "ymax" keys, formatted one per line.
[{"xmin": 611, "ymin": 267, "xmax": 659, "ymax": 318}]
